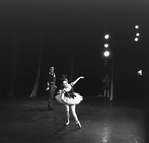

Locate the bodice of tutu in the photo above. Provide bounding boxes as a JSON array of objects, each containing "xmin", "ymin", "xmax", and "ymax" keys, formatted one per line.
[
  {"xmin": 63, "ymin": 84, "xmax": 75, "ymax": 98},
  {"xmin": 63, "ymin": 84, "xmax": 72, "ymax": 92},
  {"xmin": 55, "ymin": 83, "xmax": 83, "ymax": 105}
]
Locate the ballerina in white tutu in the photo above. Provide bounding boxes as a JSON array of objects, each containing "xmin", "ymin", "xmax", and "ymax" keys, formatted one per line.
[{"xmin": 55, "ymin": 76, "xmax": 84, "ymax": 128}]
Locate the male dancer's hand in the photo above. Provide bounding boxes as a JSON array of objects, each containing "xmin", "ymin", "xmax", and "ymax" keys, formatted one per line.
[{"xmin": 46, "ymin": 87, "xmax": 49, "ymax": 91}]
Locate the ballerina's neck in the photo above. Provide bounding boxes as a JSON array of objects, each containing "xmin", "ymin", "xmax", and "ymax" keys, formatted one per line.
[{"xmin": 64, "ymin": 85, "xmax": 71, "ymax": 91}]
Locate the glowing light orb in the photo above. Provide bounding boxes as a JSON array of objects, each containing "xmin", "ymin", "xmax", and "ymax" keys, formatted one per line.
[
  {"xmin": 104, "ymin": 34, "xmax": 110, "ymax": 39},
  {"xmin": 136, "ymin": 33, "xmax": 140, "ymax": 36},
  {"xmin": 104, "ymin": 51, "xmax": 110, "ymax": 57},
  {"xmin": 135, "ymin": 25, "xmax": 139, "ymax": 29},
  {"xmin": 134, "ymin": 37, "xmax": 139, "ymax": 41},
  {"xmin": 104, "ymin": 44, "xmax": 109, "ymax": 48},
  {"xmin": 137, "ymin": 70, "xmax": 142, "ymax": 76}
]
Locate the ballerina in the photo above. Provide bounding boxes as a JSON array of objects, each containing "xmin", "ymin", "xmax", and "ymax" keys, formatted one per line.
[{"xmin": 55, "ymin": 76, "xmax": 84, "ymax": 129}]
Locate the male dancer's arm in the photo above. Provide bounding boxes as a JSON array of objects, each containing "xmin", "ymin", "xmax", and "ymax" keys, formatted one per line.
[{"xmin": 46, "ymin": 73, "xmax": 51, "ymax": 91}]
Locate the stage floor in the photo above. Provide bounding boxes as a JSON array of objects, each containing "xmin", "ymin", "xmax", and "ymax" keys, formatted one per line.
[{"xmin": 0, "ymin": 95, "xmax": 147, "ymax": 143}]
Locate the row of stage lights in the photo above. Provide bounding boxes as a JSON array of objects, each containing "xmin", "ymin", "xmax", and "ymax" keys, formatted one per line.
[
  {"xmin": 103, "ymin": 34, "xmax": 110, "ymax": 66},
  {"xmin": 134, "ymin": 25, "xmax": 142, "ymax": 76},
  {"xmin": 103, "ymin": 34, "xmax": 110, "ymax": 58},
  {"xmin": 103, "ymin": 25, "xmax": 140, "ymax": 58},
  {"xmin": 102, "ymin": 25, "xmax": 142, "ymax": 76},
  {"xmin": 134, "ymin": 25, "xmax": 140, "ymax": 42}
]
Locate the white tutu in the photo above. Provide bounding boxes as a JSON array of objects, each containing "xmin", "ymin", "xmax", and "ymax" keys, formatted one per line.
[{"xmin": 55, "ymin": 91, "xmax": 83, "ymax": 105}]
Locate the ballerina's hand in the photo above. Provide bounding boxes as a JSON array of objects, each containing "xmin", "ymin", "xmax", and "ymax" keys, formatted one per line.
[{"xmin": 80, "ymin": 76, "xmax": 84, "ymax": 79}]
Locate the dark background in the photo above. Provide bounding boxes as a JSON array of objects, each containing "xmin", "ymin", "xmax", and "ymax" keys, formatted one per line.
[{"xmin": 0, "ymin": 0, "xmax": 148, "ymax": 100}]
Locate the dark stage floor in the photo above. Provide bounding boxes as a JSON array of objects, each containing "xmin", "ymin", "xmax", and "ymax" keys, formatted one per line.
[{"xmin": 0, "ymin": 95, "xmax": 147, "ymax": 143}]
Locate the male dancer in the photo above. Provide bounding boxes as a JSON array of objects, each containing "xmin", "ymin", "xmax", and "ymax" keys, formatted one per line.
[{"xmin": 46, "ymin": 66, "xmax": 56, "ymax": 110}]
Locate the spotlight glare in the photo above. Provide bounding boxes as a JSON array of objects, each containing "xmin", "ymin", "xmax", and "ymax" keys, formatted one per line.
[
  {"xmin": 137, "ymin": 70, "xmax": 142, "ymax": 76},
  {"xmin": 104, "ymin": 34, "xmax": 110, "ymax": 39},
  {"xmin": 104, "ymin": 44, "xmax": 109, "ymax": 48},
  {"xmin": 104, "ymin": 51, "xmax": 110, "ymax": 57},
  {"xmin": 135, "ymin": 25, "xmax": 139, "ymax": 29},
  {"xmin": 134, "ymin": 37, "xmax": 139, "ymax": 42},
  {"xmin": 136, "ymin": 33, "xmax": 140, "ymax": 36}
]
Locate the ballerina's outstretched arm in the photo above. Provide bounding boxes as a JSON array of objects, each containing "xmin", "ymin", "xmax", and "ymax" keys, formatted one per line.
[{"xmin": 71, "ymin": 76, "xmax": 84, "ymax": 85}]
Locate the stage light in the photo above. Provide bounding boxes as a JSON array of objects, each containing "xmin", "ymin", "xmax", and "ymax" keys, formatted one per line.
[
  {"xmin": 104, "ymin": 44, "xmax": 109, "ymax": 48},
  {"xmin": 135, "ymin": 25, "xmax": 139, "ymax": 29},
  {"xmin": 104, "ymin": 51, "xmax": 110, "ymax": 57},
  {"xmin": 136, "ymin": 33, "xmax": 140, "ymax": 36},
  {"xmin": 104, "ymin": 34, "xmax": 110, "ymax": 39},
  {"xmin": 134, "ymin": 37, "xmax": 139, "ymax": 42},
  {"xmin": 137, "ymin": 70, "xmax": 142, "ymax": 76}
]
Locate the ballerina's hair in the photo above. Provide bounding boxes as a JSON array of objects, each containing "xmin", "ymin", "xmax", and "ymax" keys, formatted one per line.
[{"xmin": 62, "ymin": 78, "xmax": 68, "ymax": 82}]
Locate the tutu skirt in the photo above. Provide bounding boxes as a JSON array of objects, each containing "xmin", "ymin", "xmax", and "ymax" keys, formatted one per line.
[{"xmin": 55, "ymin": 91, "xmax": 83, "ymax": 105}]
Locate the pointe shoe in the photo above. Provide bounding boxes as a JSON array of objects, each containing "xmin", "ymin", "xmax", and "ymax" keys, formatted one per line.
[
  {"xmin": 65, "ymin": 121, "xmax": 70, "ymax": 126},
  {"xmin": 76, "ymin": 121, "xmax": 82, "ymax": 129}
]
